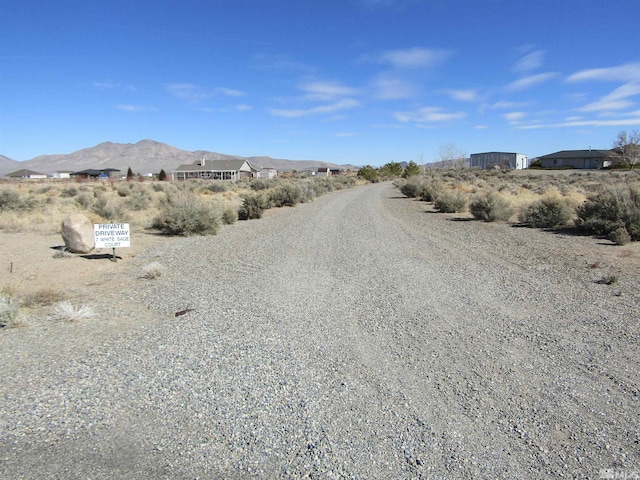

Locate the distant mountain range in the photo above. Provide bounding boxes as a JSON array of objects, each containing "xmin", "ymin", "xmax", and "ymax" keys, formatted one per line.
[{"xmin": 0, "ymin": 139, "xmax": 360, "ymax": 176}]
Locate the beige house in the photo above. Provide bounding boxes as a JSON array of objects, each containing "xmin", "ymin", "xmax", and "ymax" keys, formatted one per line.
[
  {"xmin": 5, "ymin": 169, "xmax": 48, "ymax": 179},
  {"xmin": 172, "ymin": 158, "xmax": 260, "ymax": 181}
]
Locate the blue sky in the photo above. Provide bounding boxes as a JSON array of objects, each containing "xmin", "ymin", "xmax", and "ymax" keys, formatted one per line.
[{"xmin": 1, "ymin": 0, "xmax": 639, "ymax": 166}]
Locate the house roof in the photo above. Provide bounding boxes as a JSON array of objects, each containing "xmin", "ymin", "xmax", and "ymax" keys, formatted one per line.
[
  {"xmin": 538, "ymin": 149, "xmax": 617, "ymax": 159},
  {"xmin": 73, "ymin": 169, "xmax": 104, "ymax": 176},
  {"xmin": 5, "ymin": 168, "xmax": 46, "ymax": 177},
  {"xmin": 173, "ymin": 159, "xmax": 259, "ymax": 172}
]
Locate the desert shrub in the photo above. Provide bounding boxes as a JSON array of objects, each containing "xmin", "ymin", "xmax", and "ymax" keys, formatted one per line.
[
  {"xmin": 298, "ymin": 182, "xmax": 317, "ymax": 203},
  {"xmin": 152, "ymin": 182, "xmax": 166, "ymax": 192},
  {"xmin": 60, "ymin": 186, "xmax": 79, "ymax": 198},
  {"xmin": 0, "ymin": 295, "xmax": 22, "ymax": 328},
  {"xmin": 419, "ymin": 181, "xmax": 443, "ymax": 202},
  {"xmin": 434, "ymin": 190, "xmax": 468, "ymax": 213},
  {"xmin": 399, "ymin": 177, "xmax": 424, "ymax": 198},
  {"xmin": 0, "ymin": 189, "xmax": 22, "ymax": 210},
  {"xmin": 0, "ymin": 189, "xmax": 39, "ymax": 211},
  {"xmin": 470, "ymin": 192, "xmax": 514, "ymax": 222},
  {"xmin": 124, "ymin": 187, "xmax": 153, "ymax": 211},
  {"xmin": 575, "ymin": 186, "xmax": 640, "ymax": 240},
  {"xmin": 222, "ymin": 206, "xmax": 238, "ymax": 225},
  {"xmin": 202, "ymin": 182, "xmax": 229, "ymax": 193},
  {"xmin": 518, "ymin": 197, "xmax": 572, "ymax": 228},
  {"xmin": 92, "ymin": 194, "xmax": 126, "ymax": 221},
  {"xmin": 238, "ymin": 193, "xmax": 267, "ymax": 220},
  {"xmin": 142, "ymin": 261, "xmax": 166, "ymax": 279},
  {"xmin": 75, "ymin": 192, "xmax": 94, "ymax": 209},
  {"xmin": 153, "ymin": 193, "xmax": 222, "ymax": 235},
  {"xmin": 609, "ymin": 227, "xmax": 631, "ymax": 245},
  {"xmin": 310, "ymin": 178, "xmax": 334, "ymax": 196},
  {"xmin": 250, "ymin": 179, "xmax": 276, "ymax": 191},
  {"xmin": 116, "ymin": 183, "xmax": 133, "ymax": 197},
  {"xmin": 268, "ymin": 183, "xmax": 304, "ymax": 207}
]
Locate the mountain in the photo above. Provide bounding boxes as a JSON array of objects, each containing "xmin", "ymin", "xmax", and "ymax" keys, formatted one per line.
[
  {"xmin": 1, "ymin": 139, "xmax": 359, "ymax": 176},
  {"xmin": 0, "ymin": 155, "xmax": 21, "ymax": 175}
]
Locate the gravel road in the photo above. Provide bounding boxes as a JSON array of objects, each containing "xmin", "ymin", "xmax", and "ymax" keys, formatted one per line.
[{"xmin": 2, "ymin": 182, "xmax": 639, "ymax": 479}]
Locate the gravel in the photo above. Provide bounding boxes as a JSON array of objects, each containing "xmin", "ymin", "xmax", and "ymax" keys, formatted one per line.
[{"xmin": 1, "ymin": 182, "xmax": 639, "ymax": 479}]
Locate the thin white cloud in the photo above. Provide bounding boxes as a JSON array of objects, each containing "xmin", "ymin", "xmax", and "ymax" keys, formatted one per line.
[
  {"xmin": 394, "ymin": 106, "xmax": 467, "ymax": 123},
  {"xmin": 577, "ymin": 83, "xmax": 640, "ymax": 113},
  {"xmin": 214, "ymin": 87, "xmax": 244, "ymax": 97},
  {"xmin": 300, "ymin": 81, "xmax": 359, "ymax": 100},
  {"xmin": 371, "ymin": 74, "xmax": 417, "ymax": 99},
  {"xmin": 115, "ymin": 104, "xmax": 156, "ymax": 112},
  {"xmin": 270, "ymin": 99, "xmax": 360, "ymax": 118},
  {"xmin": 514, "ymin": 50, "xmax": 545, "ymax": 73},
  {"xmin": 505, "ymin": 73, "xmax": 557, "ymax": 91},
  {"xmin": 445, "ymin": 89, "xmax": 479, "ymax": 102},
  {"xmin": 94, "ymin": 81, "xmax": 136, "ymax": 91},
  {"xmin": 474, "ymin": 125, "xmax": 489, "ymax": 129},
  {"xmin": 518, "ymin": 116, "xmax": 640, "ymax": 129},
  {"xmin": 503, "ymin": 112, "xmax": 526, "ymax": 123},
  {"xmin": 166, "ymin": 83, "xmax": 245, "ymax": 103},
  {"xmin": 94, "ymin": 81, "xmax": 120, "ymax": 89},
  {"xmin": 335, "ymin": 132, "xmax": 357, "ymax": 137},
  {"xmin": 166, "ymin": 83, "xmax": 211, "ymax": 102},
  {"xmin": 367, "ymin": 47, "xmax": 452, "ymax": 69},
  {"xmin": 490, "ymin": 100, "xmax": 532, "ymax": 109},
  {"xmin": 235, "ymin": 104, "xmax": 252, "ymax": 111},
  {"xmin": 567, "ymin": 62, "xmax": 640, "ymax": 83},
  {"xmin": 252, "ymin": 53, "xmax": 317, "ymax": 73}
]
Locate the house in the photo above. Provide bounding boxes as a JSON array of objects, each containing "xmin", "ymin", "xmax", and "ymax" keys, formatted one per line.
[
  {"xmin": 71, "ymin": 168, "xmax": 121, "ymax": 180},
  {"xmin": 257, "ymin": 168, "xmax": 278, "ymax": 179},
  {"xmin": 5, "ymin": 169, "xmax": 48, "ymax": 179},
  {"xmin": 537, "ymin": 150, "xmax": 618, "ymax": 169},
  {"xmin": 172, "ymin": 158, "xmax": 260, "ymax": 181},
  {"xmin": 52, "ymin": 170, "xmax": 73, "ymax": 179},
  {"xmin": 101, "ymin": 168, "xmax": 121, "ymax": 179},
  {"xmin": 470, "ymin": 152, "xmax": 528, "ymax": 170},
  {"xmin": 316, "ymin": 167, "xmax": 331, "ymax": 177}
]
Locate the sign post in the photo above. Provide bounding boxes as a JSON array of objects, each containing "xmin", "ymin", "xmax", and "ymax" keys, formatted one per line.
[{"xmin": 94, "ymin": 223, "xmax": 131, "ymax": 262}]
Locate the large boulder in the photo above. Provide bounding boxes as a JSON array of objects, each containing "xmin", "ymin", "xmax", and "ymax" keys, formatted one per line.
[{"xmin": 61, "ymin": 213, "xmax": 95, "ymax": 254}]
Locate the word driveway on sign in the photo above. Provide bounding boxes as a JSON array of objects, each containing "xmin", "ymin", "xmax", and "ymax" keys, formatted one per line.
[{"xmin": 94, "ymin": 223, "xmax": 131, "ymax": 249}]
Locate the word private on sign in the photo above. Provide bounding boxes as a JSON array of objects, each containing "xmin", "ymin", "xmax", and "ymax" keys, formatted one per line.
[{"xmin": 94, "ymin": 223, "xmax": 131, "ymax": 249}]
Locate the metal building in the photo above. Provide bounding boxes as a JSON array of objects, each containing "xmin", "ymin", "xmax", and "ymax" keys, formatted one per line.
[{"xmin": 470, "ymin": 152, "xmax": 528, "ymax": 170}]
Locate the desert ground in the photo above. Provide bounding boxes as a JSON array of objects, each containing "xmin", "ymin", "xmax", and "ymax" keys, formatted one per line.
[{"xmin": 1, "ymin": 181, "xmax": 639, "ymax": 478}]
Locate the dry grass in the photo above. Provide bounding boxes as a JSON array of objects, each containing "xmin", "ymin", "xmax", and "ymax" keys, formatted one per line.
[
  {"xmin": 21, "ymin": 287, "xmax": 66, "ymax": 308},
  {"xmin": 53, "ymin": 301, "xmax": 96, "ymax": 322}
]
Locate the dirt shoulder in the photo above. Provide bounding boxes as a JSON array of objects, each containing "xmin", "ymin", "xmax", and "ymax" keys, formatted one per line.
[{"xmin": 1, "ymin": 230, "xmax": 173, "ymax": 315}]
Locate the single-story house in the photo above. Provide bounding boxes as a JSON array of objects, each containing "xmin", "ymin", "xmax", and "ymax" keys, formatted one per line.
[
  {"xmin": 257, "ymin": 168, "xmax": 278, "ymax": 179},
  {"xmin": 101, "ymin": 168, "xmax": 121, "ymax": 179},
  {"xmin": 171, "ymin": 158, "xmax": 260, "ymax": 181},
  {"xmin": 71, "ymin": 169, "xmax": 104, "ymax": 179},
  {"xmin": 470, "ymin": 152, "xmax": 528, "ymax": 170},
  {"xmin": 316, "ymin": 167, "xmax": 331, "ymax": 177},
  {"xmin": 52, "ymin": 170, "xmax": 73, "ymax": 179},
  {"xmin": 5, "ymin": 169, "xmax": 48, "ymax": 179},
  {"xmin": 537, "ymin": 150, "xmax": 618, "ymax": 169},
  {"xmin": 71, "ymin": 168, "xmax": 121, "ymax": 180}
]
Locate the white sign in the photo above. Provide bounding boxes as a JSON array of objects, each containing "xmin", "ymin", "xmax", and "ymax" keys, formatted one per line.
[{"xmin": 94, "ymin": 223, "xmax": 131, "ymax": 249}]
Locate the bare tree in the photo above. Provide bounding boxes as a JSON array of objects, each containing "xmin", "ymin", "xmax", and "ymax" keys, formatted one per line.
[
  {"xmin": 435, "ymin": 142, "xmax": 468, "ymax": 169},
  {"xmin": 613, "ymin": 130, "xmax": 640, "ymax": 169}
]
